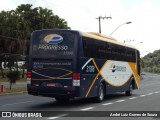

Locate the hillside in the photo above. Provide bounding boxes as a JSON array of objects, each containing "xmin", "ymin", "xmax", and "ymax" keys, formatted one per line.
[{"xmin": 142, "ymin": 49, "xmax": 160, "ymax": 73}]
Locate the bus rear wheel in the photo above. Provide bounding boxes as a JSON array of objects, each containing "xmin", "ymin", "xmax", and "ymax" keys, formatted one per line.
[
  {"xmin": 95, "ymin": 83, "xmax": 105, "ymax": 102},
  {"xmin": 126, "ymin": 84, "xmax": 133, "ymax": 96}
]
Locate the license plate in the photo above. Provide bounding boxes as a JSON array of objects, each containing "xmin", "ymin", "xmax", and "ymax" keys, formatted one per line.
[{"xmin": 47, "ymin": 83, "xmax": 56, "ymax": 87}]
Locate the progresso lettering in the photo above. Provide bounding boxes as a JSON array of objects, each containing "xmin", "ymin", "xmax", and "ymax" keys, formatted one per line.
[{"xmin": 38, "ymin": 44, "xmax": 68, "ymax": 51}]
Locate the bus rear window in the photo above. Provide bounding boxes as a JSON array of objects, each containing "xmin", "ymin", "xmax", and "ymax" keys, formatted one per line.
[{"xmin": 31, "ymin": 30, "xmax": 75, "ymax": 59}]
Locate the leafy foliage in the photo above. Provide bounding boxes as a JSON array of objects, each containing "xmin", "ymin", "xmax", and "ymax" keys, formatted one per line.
[
  {"xmin": 0, "ymin": 4, "xmax": 70, "ymax": 78},
  {"xmin": 0, "ymin": 4, "xmax": 70, "ymax": 55},
  {"xmin": 142, "ymin": 49, "xmax": 160, "ymax": 73}
]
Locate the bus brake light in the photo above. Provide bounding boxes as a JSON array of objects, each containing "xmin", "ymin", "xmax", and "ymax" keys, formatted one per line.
[
  {"xmin": 73, "ymin": 73, "xmax": 80, "ymax": 86},
  {"xmin": 73, "ymin": 73, "xmax": 80, "ymax": 80},
  {"xmin": 27, "ymin": 72, "xmax": 32, "ymax": 84}
]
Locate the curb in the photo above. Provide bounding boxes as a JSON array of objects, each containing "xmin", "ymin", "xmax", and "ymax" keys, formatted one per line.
[{"xmin": 0, "ymin": 91, "xmax": 27, "ymax": 96}]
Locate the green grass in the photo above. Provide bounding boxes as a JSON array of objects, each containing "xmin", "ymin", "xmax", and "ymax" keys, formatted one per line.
[
  {"xmin": 0, "ymin": 77, "xmax": 27, "ymax": 82},
  {"xmin": 0, "ymin": 69, "xmax": 8, "ymax": 75}
]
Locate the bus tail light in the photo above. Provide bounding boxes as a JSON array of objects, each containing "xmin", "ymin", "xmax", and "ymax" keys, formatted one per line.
[
  {"xmin": 27, "ymin": 72, "xmax": 32, "ymax": 84},
  {"xmin": 72, "ymin": 73, "xmax": 80, "ymax": 86}
]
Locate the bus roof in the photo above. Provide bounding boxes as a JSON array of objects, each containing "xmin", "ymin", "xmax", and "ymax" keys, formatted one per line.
[
  {"xmin": 31, "ymin": 29, "xmax": 138, "ymax": 50},
  {"xmin": 80, "ymin": 31, "xmax": 138, "ymax": 50}
]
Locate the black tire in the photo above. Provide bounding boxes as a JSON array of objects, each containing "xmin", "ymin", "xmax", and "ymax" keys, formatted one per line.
[
  {"xmin": 55, "ymin": 97, "xmax": 70, "ymax": 103},
  {"xmin": 126, "ymin": 84, "xmax": 133, "ymax": 96},
  {"xmin": 95, "ymin": 83, "xmax": 105, "ymax": 102}
]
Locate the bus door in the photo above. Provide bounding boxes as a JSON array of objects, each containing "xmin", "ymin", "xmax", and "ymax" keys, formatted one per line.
[{"xmin": 136, "ymin": 50, "xmax": 141, "ymax": 75}]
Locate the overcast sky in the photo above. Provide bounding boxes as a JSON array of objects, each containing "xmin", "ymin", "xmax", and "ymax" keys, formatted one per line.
[{"xmin": 1, "ymin": 0, "xmax": 160, "ymax": 56}]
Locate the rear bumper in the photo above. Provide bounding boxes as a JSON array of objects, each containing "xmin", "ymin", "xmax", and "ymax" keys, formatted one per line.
[{"xmin": 27, "ymin": 84, "xmax": 76, "ymax": 98}]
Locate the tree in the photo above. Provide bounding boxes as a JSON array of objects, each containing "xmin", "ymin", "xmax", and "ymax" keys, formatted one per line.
[
  {"xmin": 0, "ymin": 4, "xmax": 70, "ymax": 77},
  {"xmin": 6, "ymin": 71, "xmax": 20, "ymax": 89},
  {"xmin": 143, "ymin": 49, "xmax": 160, "ymax": 73},
  {"xmin": 0, "ymin": 4, "xmax": 70, "ymax": 55}
]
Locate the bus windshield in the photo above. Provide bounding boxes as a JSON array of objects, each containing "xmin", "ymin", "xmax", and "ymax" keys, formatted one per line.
[{"xmin": 31, "ymin": 30, "xmax": 75, "ymax": 59}]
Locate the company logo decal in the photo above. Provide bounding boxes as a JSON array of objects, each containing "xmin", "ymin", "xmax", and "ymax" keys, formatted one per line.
[
  {"xmin": 43, "ymin": 34, "xmax": 63, "ymax": 44},
  {"xmin": 110, "ymin": 63, "xmax": 126, "ymax": 73},
  {"xmin": 110, "ymin": 63, "xmax": 116, "ymax": 72}
]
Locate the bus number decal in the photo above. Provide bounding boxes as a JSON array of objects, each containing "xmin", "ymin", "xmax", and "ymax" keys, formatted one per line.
[{"xmin": 86, "ymin": 65, "xmax": 95, "ymax": 73}]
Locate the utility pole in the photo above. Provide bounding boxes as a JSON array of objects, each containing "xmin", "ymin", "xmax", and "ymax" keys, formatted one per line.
[{"xmin": 96, "ymin": 16, "xmax": 112, "ymax": 33}]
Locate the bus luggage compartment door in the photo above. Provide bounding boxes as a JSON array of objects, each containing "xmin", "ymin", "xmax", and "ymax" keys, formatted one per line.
[{"xmin": 30, "ymin": 60, "xmax": 74, "ymax": 96}]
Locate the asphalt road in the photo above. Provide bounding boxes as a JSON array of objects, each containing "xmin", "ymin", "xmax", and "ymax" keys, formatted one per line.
[{"xmin": 0, "ymin": 72, "xmax": 160, "ymax": 120}]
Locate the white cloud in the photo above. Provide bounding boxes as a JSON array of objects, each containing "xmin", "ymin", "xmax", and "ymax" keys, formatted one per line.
[
  {"xmin": 121, "ymin": 0, "xmax": 160, "ymax": 54},
  {"xmin": 0, "ymin": 0, "xmax": 16, "ymax": 11}
]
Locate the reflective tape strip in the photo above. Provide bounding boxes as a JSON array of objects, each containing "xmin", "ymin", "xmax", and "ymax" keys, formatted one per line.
[{"xmin": 82, "ymin": 58, "xmax": 92, "ymax": 70}]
